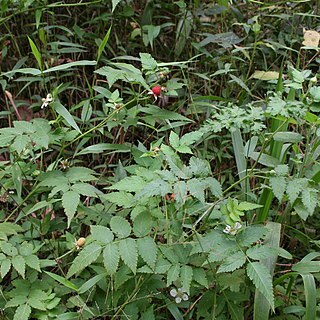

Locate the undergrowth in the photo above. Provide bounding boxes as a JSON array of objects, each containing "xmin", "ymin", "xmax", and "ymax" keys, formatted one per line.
[{"xmin": 0, "ymin": 0, "xmax": 319, "ymax": 319}]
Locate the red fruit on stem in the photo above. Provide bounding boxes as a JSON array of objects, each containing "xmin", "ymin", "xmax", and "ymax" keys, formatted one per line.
[{"xmin": 151, "ymin": 85, "xmax": 162, "ymax": 96}]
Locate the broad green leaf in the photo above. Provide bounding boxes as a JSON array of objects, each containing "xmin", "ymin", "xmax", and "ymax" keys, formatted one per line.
[
  {"xmin": 97, "ymin": 25, "xmax": 112, "ymax": 62},
  {"xmin": 11, "ymin": 135, "xmax": 30, "ymax": 154},
  {"xmin": 217, "ymin": 251, "xmax": 246, "ymax": 273},
  {"xmin": 167, "ymin": 264, "xmax": 180, "ymax": 286},
  {"xmin": 301, "ymin": 273, "xmax": 317, "ymax": 320},
  {"xmin": 180, "ymin": 131, "xmax": 203, "ymax": 146},
  {"xmin": 28, "ymin": 36, "xmax": 42, "ymax": 70},
  {"xmin": 1, "ymin": 242, "xmax": 18, "ymax": 256},
  {"xmin": 250, "ymin": 152, "xmax": 281, "ymax": 167},
  {"xmin": 13, "ymin": 304, "xmax": 31, "ymax": 320},
  {"xmin": 292, "ymin": 261, "xmax": 320, "ymax": 274},
  {"xmin": 91, "ymin": 225, "xmax": 114, "ymax": 244},
  {"xmin": 237, "ymin": 225, "xmax": 268, "ymax": 247},
  {"xmin": 286, "ymin": 178, "xmax": 304, "ymax": 204},
  {"xmin": 104, "ymin": 191, "xmax": 134, "ymax": 208},
  {"xmin": 273, "ymin": 132, "xmax": 303, "ymax": 143},
  {"xmin": 108, "ymin": 176, "xmax": 145, "ymax": 192},
  {"xmin": 133, "ymin": 211, "xmax": 153, "ymax": 237},
  {"xmin": 187, "ymin": 178, "xmax": 206, "ymax": 203},
  {"xmin": 247, "ymin": 262, "xmax": 274, "ymax": 311},
  {"xmin": 45, "ymin": 271, "xmax": 79, "ymax": 291},
  {"xmin": 137, "ymin": 237, "xmax": 157, "ymax": 269},
  {"xmin": 62, "ymin": 191, "xmax": 80, "ymax": 228},
  {"xmin": 180, "ymin": 265, "xmax": 193, "ymax": 294},
  {"xmin": 103, "ymin": 242, "xmax": 120, "ymax": 275},
  {"xmin": 119, "ymin": 238, "xmax": 138, "ymax": 274},
  {"xmin": 66, "ymin": 167, "xmax": 97, "ymax": 183},
  {"xmin": 72, "ymin": 183, "xmax": 100, "ymax": 197},
  {"xmin": 67, "ymin": 243, "xmax": 102, "ymax": 278},
  {"xmin": 110, "ymin": 216, "xmax": 131, "ymax": 238},
  {"xmin": 0, "ymin": 222, "xmax": 23, "ymax": 235},
  {"xmin": 12, "ymin": 255, "xmax": 25, "ymax": 278},
  {"xmin": 78, "ymin": 273, "xmax": 107, "ymax": 294},
  {"xmin": 54, "ymin": 102, "xmax": 81, "ymax": 133},
  {"xmin": 24, "ymin": 255, "xmax": 41, "ymax": 272}
]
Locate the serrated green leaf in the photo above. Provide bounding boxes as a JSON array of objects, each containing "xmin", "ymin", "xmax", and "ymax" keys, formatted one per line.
[
  {"xmin": 0, "ymin": 222, "xmax": 23, "ymax": 235},
  {"xmin": 24, "ymin": 255, "xmax": 41, "ymax": 272},
  {"xmin": 217, "ymin": 251, "xmax": 246, "ymax": 273},
  {"xmin": 12, "ymin": 255, "xmax": 25, "ymax": 278},
  {"xmin": 13, "ymin": 304, "xmax": 31, "ymax": 320},
  {"xmin": 140, "ymin": 53, "xmax": 157, "ymax": 70},
  {"xmin": 11, "ymin": 135, "xmax": 30, "ymax": 154},
  {"xmin": 237, "ymin": 225, "xmax": 268, "ymax": 247},
  {"xmin": 192, "ymin": 268, "xmax": 208, "ymax": 288},
  {"xmin": 133, "ymin": 211, "xmax": 153, "ymax": 237},
  {"xmin": 187, "ymin": 178, "xmax": 206, "ymax": 203},
  {"xmin": 286, "ymin": 178, "xmax": 304, "ymax": 204},
  {"xmin": 237, "ymin": 202, "xmax": 262, "ymax": 211},
  {"xmin": 169, "ymin": 131, "xmax": 180, "ymax": 150},
  {"xmin": 246, "ymin": 246, "xmax": 279, "ymax": 261},
  {"xmin": 137, "ymin": 237, "xmax": 157, "ymax": 269},
  {"xmin": 167, "ymin": 264, "xmax": 180, "ymax": 286},
  {"xmin": 1, "ymin": 258, "xmax": 11, "ymax": 278},
  {"xmin": 103, "ymin": 242, "xmax": 120, "ymax": 275},
  {"xmin": 72, "ymin": 183, "xmax": 99, "ymax": 197},
  {"xmin": 62, "ymin": 191, "xmax": 80, "ymax": 228},
  {"xmin": 270, "ymin": 176, "xmax": 286, "ymax": 202},
  {"xmin": 119, "ymin": 238, "xmax": 137, "ymax": 274},
  {"xmin": 91, "ymin": 225, "xmax": 114, "ymax": 244},
  {"xmin": 108, "ymin": 176, "xmax": 145, "ymax": 192},
  {"xmin": 66, "ymin": 167, "xmax": 97, "ymax": 183},
  {"xmin": 301, "ymin": 188, "xmax": 318, "ymax": 214},
  {"xmin": 154, "ymin": 258, "xmax": 171, "ymax": 274},
  {"xmin": 110, "ymin": 216, "xmax": 131, "ymax": 238},
  {"xmin": 103, "ymin": 191, "xmax": 134, "ymax": 208},
  {"xmin": 180, "ymin": 265, "xmax": 193, "ymax": 294},
  {"xmin": 67, "ymin": 243, "xmax": 102, "ymax": 278},
  {"xmin": 246, "ymin": 262, "xmax": 274, "ymax": 311},
  {"xmin": 180, "ymin": 131, "xmax": 203, "ymax": 146}
]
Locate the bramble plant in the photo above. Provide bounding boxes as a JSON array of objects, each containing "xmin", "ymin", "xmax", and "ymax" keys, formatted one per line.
[{"xmin": 0, "ymin": 0, "xmax": 319, "ymax": 319}]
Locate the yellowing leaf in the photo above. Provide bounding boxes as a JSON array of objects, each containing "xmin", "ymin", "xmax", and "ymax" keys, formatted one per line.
[
  {"xmin": 302, "ymin": 30, "xmax": 320, "ymax": 47},
  {"xmin": 251, "ymin": 71, "xmax": 280, "ymax": 81}
]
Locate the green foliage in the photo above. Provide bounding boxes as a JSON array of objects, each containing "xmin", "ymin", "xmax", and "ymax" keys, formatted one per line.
[{"xmin": 0, "ymin": 1, "xmax": 319, "ymax": 319}]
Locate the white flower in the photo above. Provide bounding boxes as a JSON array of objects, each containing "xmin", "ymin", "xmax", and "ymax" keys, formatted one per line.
[
  {"xmin": 41, "ymin": 93, "xmax": 53, "ymax": 109},
  {"xmin": 170, "ymin": 287, "xmax": 189, "ymax": 304},
  {"xmin": 223, "ymin": 222, "xmax": 242, "ymax": 235}
]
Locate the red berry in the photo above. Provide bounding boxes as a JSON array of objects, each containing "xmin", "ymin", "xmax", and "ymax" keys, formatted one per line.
[{"xmin": 151, "ymin": 85, "xmax": 162, "ymax": 96}]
